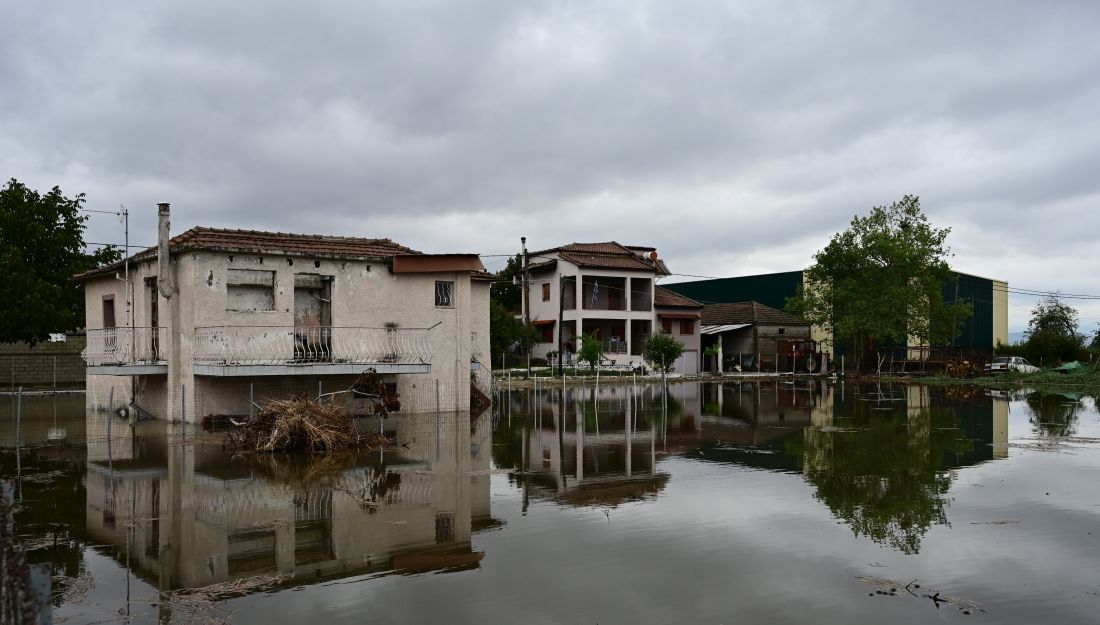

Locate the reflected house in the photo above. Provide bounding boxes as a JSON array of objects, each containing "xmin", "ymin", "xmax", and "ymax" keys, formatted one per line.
[
  {"xmin": 522, "ymin": 242, "xmax": 702, "ymax": 374},
  {"xmin": 515, "ymin": 385, "xmax": 670, "ymax": 507},
  {"xmin": 75, "ymin": 205, "xmax": 493, "ymax": 422},
  {"xmin": 83, "ymin": 412, "xmax": 498, "ymax": 591}
]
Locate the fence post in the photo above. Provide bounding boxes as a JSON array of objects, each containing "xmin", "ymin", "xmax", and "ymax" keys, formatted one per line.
[
  {"xmin": 436, "ymin": 379, "xmax": 441, "ymax": 413},
  {"xmin": 249, "ymin": 383, "xmax": 255, "ymax": 418},
  {"xmin": 53, "ymin": 356, "xmax": 58, "ymax": 389},
  {"xmin": 181, "ymin": 384, "xmax": 186, "ymax": 431}
]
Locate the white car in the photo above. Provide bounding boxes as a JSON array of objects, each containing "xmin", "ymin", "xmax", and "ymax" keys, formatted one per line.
[{"xmin": 985, "ymin": 356, "xmax": 1039, "ymax": 375}]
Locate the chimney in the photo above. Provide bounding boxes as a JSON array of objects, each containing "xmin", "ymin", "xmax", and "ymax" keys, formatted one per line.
[{"xmin": 157, "ymin": 203, "xmax": 177, "ymax": 298}]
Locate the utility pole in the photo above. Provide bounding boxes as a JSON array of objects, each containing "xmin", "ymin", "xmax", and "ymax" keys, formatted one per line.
[
  {"xmin": 558, "ymin": 273, "xmax": 565, "ymax": 375},
  {"xmin": 522, "ymin": 237, "xmax": 531, "ymax": 377}
]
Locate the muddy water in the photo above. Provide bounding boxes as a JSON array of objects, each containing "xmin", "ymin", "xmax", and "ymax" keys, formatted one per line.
[{"xmin": 2, "ymin": 381, "xmax": 1099, "ymax": 624}]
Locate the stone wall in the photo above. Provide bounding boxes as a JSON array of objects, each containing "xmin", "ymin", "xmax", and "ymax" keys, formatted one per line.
[{"xmin": 0, "ymin": 333, "xmax": 86, "ymax": 389}]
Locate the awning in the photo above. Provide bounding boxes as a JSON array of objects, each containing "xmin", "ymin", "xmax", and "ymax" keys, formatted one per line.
[
  {"xmin": 701, "ymin": 323, "xmax": 751, "ymax": 335},
  {"xmin": 656, "ymin": 312, "xmax": 701, "ymax": 320},
  {"xmin": 533, "ymin": 319, "xmax": 555, "ymax": 326}
]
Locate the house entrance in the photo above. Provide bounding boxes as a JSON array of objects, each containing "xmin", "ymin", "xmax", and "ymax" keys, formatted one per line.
[
  {"xmin": 294, "ymin": 274, "xmax": 332, "ymax": 361},
  {"xmin": 145, "ymin": 277, "xmax": 159, "ymax": 360}
]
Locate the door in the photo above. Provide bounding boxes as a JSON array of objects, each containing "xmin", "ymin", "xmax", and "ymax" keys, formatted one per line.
[
  {"xmin": 145, "ymin": 277, "xmax": 159, "ymax": 361},
  {"xmin": 102, "ymin": 296, "xmax": 117, "ymax": 356},
  {"xmin": 294, "ymin": 274, "xmax": 332, "ymax": 361}
]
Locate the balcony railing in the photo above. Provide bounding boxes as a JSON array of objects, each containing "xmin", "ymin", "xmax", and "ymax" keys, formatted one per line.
[
  {"xmin": 193, "ymin": 326, "xmax": 434, "ymax": 366},
  {"xmin": 82, "ymin": 327, "xmax": 166, "ymax": 365}
]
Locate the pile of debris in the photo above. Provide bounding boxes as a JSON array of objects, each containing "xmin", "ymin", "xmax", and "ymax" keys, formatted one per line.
[
  {"xmin": 225, "ymin": 396, "xmax": 401, "ymax": 454},
  {"xmin": 227, "ymin": 397, "xmax": 361, "ymax": 453}
]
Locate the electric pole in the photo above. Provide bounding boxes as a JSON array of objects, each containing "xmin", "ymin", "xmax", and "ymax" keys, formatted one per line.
[{"xmin": 522, "ymin": 237, "xmax": 531, "ymax": 377}]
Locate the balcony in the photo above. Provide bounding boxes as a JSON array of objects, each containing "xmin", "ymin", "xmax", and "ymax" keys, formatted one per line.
[
  {"xmin": 82, "ymin": 327, "xmax": 168, "ymax": 375},
  {"xmin": 192, "ymin": 326, "xmax": 434, "ymax": 376}
]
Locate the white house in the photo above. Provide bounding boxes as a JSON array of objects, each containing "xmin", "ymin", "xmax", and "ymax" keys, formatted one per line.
[
  {"xmin": 76, "ymin": 204, "xmax": 491, "ymax": 422},
  {"xmin": 520, "ymin": 242, "xmax": 702, "ymax": 374}
]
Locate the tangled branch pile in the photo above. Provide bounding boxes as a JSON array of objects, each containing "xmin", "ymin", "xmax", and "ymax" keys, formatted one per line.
[{"xmin": 227, "ymin": 397, "xmax": 360, "ymax": 453}]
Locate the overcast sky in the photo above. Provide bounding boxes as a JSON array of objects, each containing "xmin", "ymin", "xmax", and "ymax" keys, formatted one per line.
[{"xmin": 3, "ymin": 1, "xmax": 1098, "ymax": 332}]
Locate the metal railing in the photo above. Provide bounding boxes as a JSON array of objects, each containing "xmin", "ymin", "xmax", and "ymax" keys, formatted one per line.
[
  {"xmin": 81, "ymin": 327, "xmax": 166, "ymax": 365},
  {"xmin": 193, "ymin": 326, "xmax": 434, "ymax": 366}
]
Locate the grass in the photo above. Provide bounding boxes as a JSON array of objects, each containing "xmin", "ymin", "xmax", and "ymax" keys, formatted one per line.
[{"xmin": 883, "ymin": 367, "xmax": 1100, "ymax": 393}]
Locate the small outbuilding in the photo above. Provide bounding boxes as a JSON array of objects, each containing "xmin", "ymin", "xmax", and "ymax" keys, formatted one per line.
[{"xmin": 700, "ymin": 302, "xmax": 825, "ymax": 373}]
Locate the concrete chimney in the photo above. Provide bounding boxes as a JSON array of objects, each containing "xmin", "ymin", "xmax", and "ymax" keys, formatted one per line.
[{"xmin": 157, "ymin": 203, "xmax": 177, "ymax": 298}]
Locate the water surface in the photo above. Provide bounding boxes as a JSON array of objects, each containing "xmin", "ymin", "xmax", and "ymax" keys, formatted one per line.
[{"xmin": 3, "ymin": 381, "xmax": 1099, "ymax": 624}]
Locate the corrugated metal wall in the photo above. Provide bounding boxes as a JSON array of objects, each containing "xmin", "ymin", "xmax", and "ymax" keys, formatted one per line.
[
  {"xmin": 663, "ymin": 271, "xmax": 804, "ymax": 310},
  {"xmin": 943, "ymin": 272, "xmax": 994, "ymax": 352}
]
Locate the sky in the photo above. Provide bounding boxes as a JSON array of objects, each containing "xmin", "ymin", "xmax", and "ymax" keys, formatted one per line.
[{"xmin": 3, "ymin": 1, "xmax": 1099, "ymax": 333}]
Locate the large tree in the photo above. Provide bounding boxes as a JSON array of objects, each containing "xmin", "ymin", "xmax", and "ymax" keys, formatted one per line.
[
  {"xmin": 787, "ymin": 195, "xmax": 971, "ymax": 370},
  {"xmin": 0, "ymin": 179, "xmax": 121, "ymax": 344},
  {"xmin": 1023, "ymin": 294, "xmax": 1085, "ymax": 364}
]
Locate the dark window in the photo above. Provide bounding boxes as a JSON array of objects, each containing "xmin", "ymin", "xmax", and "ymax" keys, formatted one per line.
[
  {"xmin": 102, "ymin": 296, "xmax": 116, "ymax": 328},
  {"xmin": 680, "ymin": 319, "xmax": 695, "ymax": 335},
  {"xmin": 539, "ymin": 323, "xmax": 554, "ymax": 343},
  {"xmin": 435, "ymin": 281, "xmax": 454, "ymax": 307},
  {"xmin": 778, "ymin": 328, "xmax": 785, "ymax": 335},
  {"xmin": 542, "ymin": 283, "xmax": 550, "ymax": 301},
  {"xmin": 662, "ymin": 319, "xmax": 673, "ymax": 334},
  {"xmin": 435, "ymin": 513, "xmax": 455, "ymax": 543}
]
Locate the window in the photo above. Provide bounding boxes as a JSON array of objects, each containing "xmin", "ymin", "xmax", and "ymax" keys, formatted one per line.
[
  {"xmin": 542, "ymin": 283, "xmax": 550, "ymax": 301},
  {"xmin": 662, "ymin": 319, "xmax": 673, "ymax": 334},
  {"xmin": 227, "ymin": 269, "xmax": 276, "ymax": 311},
  {"xmin": 680, "ymin": 319, "xmax": 695, "ymax": 335},
  {"xmin": 435, "ymin": 281, "xmax": 454, "ymax": 307},
  {"xmin": 539, "ymin": 323, "xmax": 554, "ymax": 343}
]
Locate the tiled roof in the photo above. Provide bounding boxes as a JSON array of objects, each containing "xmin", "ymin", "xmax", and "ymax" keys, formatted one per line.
[
  {"xmin": 654, "ymin": 286, "xmax": 703, "ymax": 308},
  {"xmin": 558, "ymin": 251, "xmax": 658, "ymax": 272},
  {"xmin": 701, "ymin": 302, "xmax": 808, "ymax": 327},
  {"xmin": 76, "ymin": 226, "xmax": 425, "ymax": 280}
]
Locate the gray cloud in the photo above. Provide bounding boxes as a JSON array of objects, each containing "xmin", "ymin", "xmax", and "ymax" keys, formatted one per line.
[{"xmin": 3, "ymin": 0, "xmax": 1099, "ymax": 330}]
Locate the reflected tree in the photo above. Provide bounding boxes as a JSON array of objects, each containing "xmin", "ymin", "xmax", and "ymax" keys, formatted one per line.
[
  {"xmin": 794, "ymin": 399, "xmax": 970, "ymax": 554},
  {"xmin": 1026, "ymin": 392, "xmax": 1079, "ymax": 437}
]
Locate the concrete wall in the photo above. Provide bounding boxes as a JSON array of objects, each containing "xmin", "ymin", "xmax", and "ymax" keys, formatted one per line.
[
  {"xmin": 84, "ymin": 250, "xmax": 488, "ymax": 421},
  {"xmin": 0, "ymin": 334, "xmax": 87, "ymax": 389}
]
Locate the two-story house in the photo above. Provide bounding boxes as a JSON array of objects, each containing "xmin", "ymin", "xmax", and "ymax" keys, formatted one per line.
[
  {"xmin": 76, "ymin": 204, "xmax": 491, "ymax": 422},
  {"xmin": 521, "ymin": 242, "xmax": 701, "ymax": 374}
]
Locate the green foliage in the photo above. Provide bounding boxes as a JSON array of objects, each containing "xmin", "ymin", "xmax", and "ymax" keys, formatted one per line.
[
  {"xmin": 1089, "ymin": 325, "xmax": 1100, "ymax": 351},
  {"xmin": 0, "ymin": 178, "xmax": 121, "ymax": 344},
  {"xmin": 643, "ymin": 331, "xmax": 685, "ymax": 374},
  {"xmin": 489, "ymin": 253, "xmax": 523, "ymax": 312},
  {"xmin": 489, "ymin": 299, "xmax": 537, "ymax": 361},
  {"xmin": 1022, "ymin": 295, "xmax": 1086, "ymax": 364},
  {"xmin": 577, "ymin": 332, "xmax": 603, "ymax": 370},
  {"xmin": 787, "ymin": 195, "xmax": 971, "ymax": 370}
]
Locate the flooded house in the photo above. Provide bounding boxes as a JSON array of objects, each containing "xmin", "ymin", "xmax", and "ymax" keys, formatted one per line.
[
  {"xmin": 699, "ymin": 301, "xmax": 819, "ymax": 373},
  {"xmin": 75, "ymin": 204, "xmax": 492, "ymax": 422},
  {"xmin": 522, "ymin": 242, "xmax": 702, "ymax": 374}
]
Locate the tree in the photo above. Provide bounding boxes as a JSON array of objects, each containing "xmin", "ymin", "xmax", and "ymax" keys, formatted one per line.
[
  {"xmin": 577, "ymin": 332, "xmax": 603, "ymax": 371},
  {"xmin": 1089, "ymin": 324, "xmax": 1100, "ymax": 352},
  {"xmin": 643, "ymin": 331, "xmax": 684, "ymax": 375},
  {"xmin": 488, "ymin": 299, "xmax": 538, "ymax": 366},
  {"xmin": 787, "ymin": 195, "xmax": 972, "ymax": 371},
  {"xmin": 1023, "ymin": 295, "xmax": 1085, "ymax": 364},
  {"xmin": 0, "ymin": 179, "xmax": 121, "ymax": 344}
]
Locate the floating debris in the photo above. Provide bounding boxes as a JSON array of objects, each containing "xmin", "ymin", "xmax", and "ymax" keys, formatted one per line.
[{"xmin": 226, "ymin": 396, "xmax": 395, "ymax": 453}]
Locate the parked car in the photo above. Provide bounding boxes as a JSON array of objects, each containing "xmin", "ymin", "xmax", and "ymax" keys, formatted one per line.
[{"xmin": 984, "ymin": 356, "xmax": 1039, "ymax": 375}]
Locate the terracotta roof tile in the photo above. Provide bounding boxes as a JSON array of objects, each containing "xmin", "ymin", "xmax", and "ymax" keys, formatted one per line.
[
  {"xmin": 557, "ymin": 251, "xmax": 658, "ymax": 272},
  {"xmin": 76, "ymin": 226, "xmax": 427, "ymax": 280},
  {"xmin": 654, "ymin": 286, "xmax": 703, "ymax": 308},
  {"xmin": 701, "ymin": 302, "xmax": 807, "ymax": 327}
]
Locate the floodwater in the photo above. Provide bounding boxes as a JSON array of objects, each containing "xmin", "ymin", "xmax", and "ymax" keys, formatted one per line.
[{"xmin": 2, "ymin": 380, "xmax": 1100, "ymax": 624}]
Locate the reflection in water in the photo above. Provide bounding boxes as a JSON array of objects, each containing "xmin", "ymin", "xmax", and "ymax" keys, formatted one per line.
[
  {"xmin": 494, "ymin": 380, "xmax": 1007, "ymax": 554},
  {"xmin": 4, "ymin": 378, "xmax": 1059, "ymax": 624},
  {"xmin": 79, "ymin": 406, "xmax": 495, "ymax": 600},
  {"xmin": 1025, "ymin": 390, "xmax": 1083, "ymax": 437}
]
